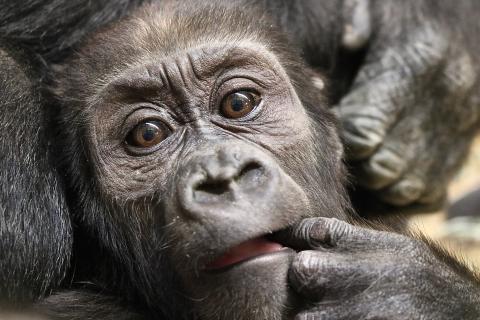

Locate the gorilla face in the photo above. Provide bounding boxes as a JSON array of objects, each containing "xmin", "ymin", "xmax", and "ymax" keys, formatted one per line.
[{"xmin": 54, "ymin": 2, "xmax": 349, "ymax": 319}]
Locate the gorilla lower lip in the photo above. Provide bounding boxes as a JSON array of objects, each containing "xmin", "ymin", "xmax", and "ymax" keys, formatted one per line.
[{"xmin": 206, "ymin": 237, "xmax": 285, "ymax": 271}]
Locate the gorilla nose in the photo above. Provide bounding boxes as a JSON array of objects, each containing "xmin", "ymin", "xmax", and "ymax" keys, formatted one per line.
[
  {"xmin": 193, "ymin": 161, "xmax": 265, "ymax": 204},
  {"xmin": 176, "ymin": 144, "xmax": 277, "ymax": 219}
]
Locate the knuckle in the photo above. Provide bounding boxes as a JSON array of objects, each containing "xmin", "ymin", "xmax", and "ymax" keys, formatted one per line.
[
  {"xmin": 401, "ymin": 27, "xmax": 448, "ymax": 75},
  {"xmin": 380, "ymin": 177, "xmax": 425, "ymax": 206},
  {"xmin": 343, "ymin": 131, "xmax": 380, "ymax": 160},
  {"xmin": 292, "ymin": 251, "xmax": 323, "ymax": 276},
  {"xmin": 357, "ymin": 148, "xmax": 407, "ymax": 190},
  {"xmin": 340, "ymin": 116, "xmax": 386, "ymax": 160},
  {"xmin": 343, "ymin": 116, "xmax": 386, "ymax": 142},
  {"xmin": 327, "ymin": 218, "xmax": 354, "ymax": 242},
  {"xmin": 295, "ymin": 218, "xmax": 327, "ymax": 245},
  {"xmin": 291, "ymin": 251, "xmax": 331, "ymax": 290},
  {"xmin": 291, "ymin": 251, "xmax": 360, "ymax": 295},
  {"xmin": 296, "ymin": 217, "xmax": 336, "ymax": 248}
]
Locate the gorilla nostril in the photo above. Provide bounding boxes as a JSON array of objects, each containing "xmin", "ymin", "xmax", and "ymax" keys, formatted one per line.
[
  {"xmin": 194, "ymin": 180, "xmax": 233, "ymax": 203},
  {"xmin": 191, "ymin": 162, "xmax": 266, "ymax": 204},
  {"xmin": 197, "ymin": 180, "xmax": 230, "ymax": 195},
  {"xmin": 236, "ymin": 162, "xmax": 265, "ymax": 187}
]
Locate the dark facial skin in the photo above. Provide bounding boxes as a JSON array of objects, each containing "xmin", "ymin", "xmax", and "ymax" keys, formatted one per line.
[{"xmin": 53, "ymin": 2, "xmax": 349, "ymax": 319}]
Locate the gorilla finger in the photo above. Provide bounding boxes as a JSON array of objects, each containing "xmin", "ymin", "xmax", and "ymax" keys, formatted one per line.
[
  {"xmin": 354, "ymin": 112, "xmax": 424, "ymax": 191},
  {"xmin": 290, "ymin": 250, "xmax": 374, "ymax": 301},
  {"xmin": 355, "ymin": 146, "xmax": 408, "ymax": 190},
  {"xmin": 342, "ymin": 0, "xmax": 372, "ymax": 50},
  {"xmin": 287, "ymin": 217, "xmax": 336, "ymax": 249},
  {"xmin": 379, "ymin": 176, "xmax": 426, "ymax": 206},
  {"xmin": 417, "ymin": 186, "xmax": 447, "ymax": 207},
  {"xmin": 339, "ymin": 113, "xmax": 386, "ymax": 160},
  {"xmin": 337, "ymin": 28, "xmax": 448, "ymax": 161},
  {"xmin": 289, "ymin": 217, "xmax": 380, "ymax": 250},
  {"xmin": 336, "ymin": 71, "xmax": 413, "ymax": 161}
]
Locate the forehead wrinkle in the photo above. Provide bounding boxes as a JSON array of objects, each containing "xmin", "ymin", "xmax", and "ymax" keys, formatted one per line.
[
  {"xmin": 89, "ymin": 40, "xmax": 289, "ymax": 112},
  {"xmin": 186, "ymin": 42, "xmax": 281, "ymax": 80},
  {"xmin": 100, "ymin": 67, "xmax": 166, "ymax": 105}
]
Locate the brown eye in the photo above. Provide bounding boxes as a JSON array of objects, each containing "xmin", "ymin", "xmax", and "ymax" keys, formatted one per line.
[
  {"xmin": 220, "ymin": 91, "xmax": 261, "ymax": 119},
  {"xmin": 126, "ymin": 120, "xmax": 169, "ymax": 148}
]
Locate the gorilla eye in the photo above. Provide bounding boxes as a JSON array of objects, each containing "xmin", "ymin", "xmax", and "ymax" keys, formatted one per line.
[
  {"xmin": 220, "ymin": 91, "xmax": 261, "ymax": 119},
  {"xmin": 126, "ymin": 120, "xmax": 170, "ymax": 148}
]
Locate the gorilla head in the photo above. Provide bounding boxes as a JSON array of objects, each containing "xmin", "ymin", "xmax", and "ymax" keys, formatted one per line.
[{"xmin": 53, "ymin": 1, "xmax": 350, "ymax": 319}]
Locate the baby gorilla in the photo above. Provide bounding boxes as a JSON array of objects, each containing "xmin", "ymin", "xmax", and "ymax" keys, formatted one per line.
[
  {"xmin": 52, "ymin": 1, "xmax": 349, "ymax": 319},
  {"xmin": 49, "ymin": 1, "xmax": 480, "ymax": 319}
]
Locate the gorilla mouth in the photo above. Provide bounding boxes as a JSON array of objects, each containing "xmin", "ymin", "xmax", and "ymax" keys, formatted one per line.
[{"xmin": 205, "ymin": 236, "xmax": 287, "ymax": 271}]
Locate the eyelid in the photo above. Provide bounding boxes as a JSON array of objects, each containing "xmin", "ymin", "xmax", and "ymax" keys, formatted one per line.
[
  {"xmin": 212, "ymin": 77, "xmax": 263, "ymax": 115},
  {"xmin": 121, "ymin": 106, "xmax": 175, "ymax": 138}
]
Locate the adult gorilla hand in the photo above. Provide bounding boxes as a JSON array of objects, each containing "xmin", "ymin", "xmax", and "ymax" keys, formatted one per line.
[
  {"xmin": 289, "ymin": 217, "xmax": 480, "ymax": 320},
  {"xmin": 337, "ymin": 0, "xmax": 480, "ymax": 210}
]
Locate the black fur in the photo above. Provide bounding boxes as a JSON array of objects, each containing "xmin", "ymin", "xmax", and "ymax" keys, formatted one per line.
[
  {"xmin": 1, "ymin": 0, "xmax": 480, "ymax": 319},
  {"xmin": 0, "ymin": 0, "xmax": 146, "ymax": 62},
  {"xmin": 0, "ymin": 0, "xmax": 146, "ymax": 312},
  {"xmin": 0, "ymin": 46, "xmax": 71, "ymax": 308}
]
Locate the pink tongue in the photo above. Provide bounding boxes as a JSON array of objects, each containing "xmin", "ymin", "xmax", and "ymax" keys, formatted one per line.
[{"xmin": 206, "ymin": 237, "xmax": 284, "ymax": 270}]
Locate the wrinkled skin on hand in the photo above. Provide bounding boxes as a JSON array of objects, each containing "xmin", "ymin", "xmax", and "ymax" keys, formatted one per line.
[
  {"xmin": 289, "ymin": 217, "xmax": 480, "ymax": 320},
  {"xmin": 337, "ymin": 0, "xmax": 480, "ymax": 212}
]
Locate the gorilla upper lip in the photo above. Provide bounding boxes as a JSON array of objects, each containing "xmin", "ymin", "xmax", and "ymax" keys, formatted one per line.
[{"xmin": 205, "ymin": 236, "xmax": 287, "ymax": 271}]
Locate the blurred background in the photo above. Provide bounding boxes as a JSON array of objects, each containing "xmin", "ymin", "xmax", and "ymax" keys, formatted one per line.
[{"xmin": 410, "ymin": 136, "xmax": 480, "ymax": 268}]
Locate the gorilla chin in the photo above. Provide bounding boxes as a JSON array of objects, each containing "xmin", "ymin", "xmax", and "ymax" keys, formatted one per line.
[
  {"xmin": 195, "ymin": 247, "xmax": 296, "ymax": 320},
  {"xmin": 176, "ymin": 224, "xmax": 298, "ymax": 320}
]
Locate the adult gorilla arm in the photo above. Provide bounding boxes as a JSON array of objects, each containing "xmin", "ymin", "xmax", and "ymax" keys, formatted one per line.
[
  {"xmin": 288, "ymin": 217, "xmax": 480, "ymax": 319},
  {"xmin": 336, "ymin": 0, "xmax": 480, "ymax": 212},
  {"xmin": 3, "ymin": 0, "xmax": 476, "ymax": 227},
  {"xmin": 262, "ymin": 0, "xmax": 480, "ymax": 214}
]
